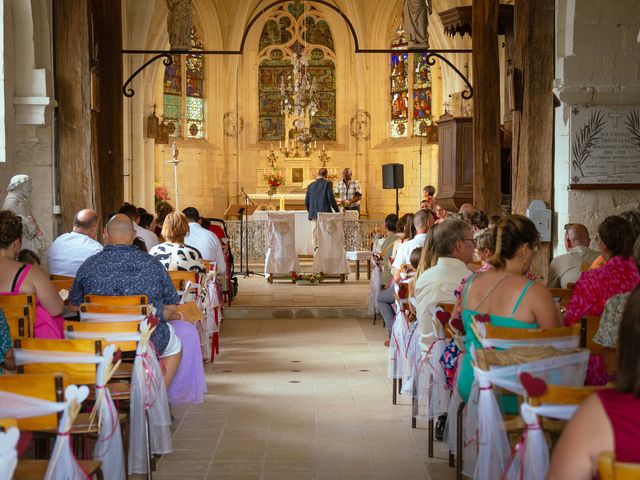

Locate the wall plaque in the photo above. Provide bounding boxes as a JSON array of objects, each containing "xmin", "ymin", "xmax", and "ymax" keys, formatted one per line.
[{"xmin": 569, "ymin": 106, "xmax": 640, "ymax": 189}]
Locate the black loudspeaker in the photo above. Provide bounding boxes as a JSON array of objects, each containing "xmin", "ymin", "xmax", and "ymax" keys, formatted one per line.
[{"xmin": 382, "ymin": 163, "xmax": 404, "ymax": 189}]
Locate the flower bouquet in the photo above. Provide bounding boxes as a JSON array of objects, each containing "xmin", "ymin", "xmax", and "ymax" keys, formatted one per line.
[
  {"xmin": 295, "ymin": 272, "xmax": 325, "ymax": 285},
  {"xmin": 154, "ymin": 183, "xmax": 171, "ymax": 208},
  {"xmin": 264, "ymin": 169, "xmax": 286, "ymax": 196}
]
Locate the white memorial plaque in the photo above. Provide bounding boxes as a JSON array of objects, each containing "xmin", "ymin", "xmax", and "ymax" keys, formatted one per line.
[{"xmin": 569, "ymin": 106, "xmax": 640, "ymax": 187}]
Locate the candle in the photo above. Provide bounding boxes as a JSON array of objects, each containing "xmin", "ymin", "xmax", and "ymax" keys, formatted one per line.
[
  {"xmin": 322, "ymin": 143, "xmax": 325, "ymax": 151},
  {"xmin": 279, "ymin": 140, "xmax": 282, "ymax": 149},
  {"xmin": 279, "ymin": 196, "xmax": 285, "ymax": 211}
]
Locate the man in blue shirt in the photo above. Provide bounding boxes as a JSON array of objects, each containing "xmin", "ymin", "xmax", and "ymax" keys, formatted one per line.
[{"xmin": 69, "ymin": 214, "xmax": 183, "ymax": 385}]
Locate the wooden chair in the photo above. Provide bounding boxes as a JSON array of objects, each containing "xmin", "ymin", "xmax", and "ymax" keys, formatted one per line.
[
  {"xmin": 0, "ymin": 417, "xmax": 18, "ymax": 431},
  {"xmin": 0, "ymin": 373, "xmax": 103, "ymax": 479},
  {"xmin": 549, "ymin": 288, "xmax": 573, "ymax": 308},
  {"xmin": 0, "ymin": 294, "xmax": 35, "ymax": 337},
  {"xmin": 50, "ymin": 274, "xmax": 74, "ymax": 292},
  {"xmin": 5, "ymin": 316, "xmax": 28, "ymax": 338},
  {"xmin": 581, "ymin": 315, "xmax": 604, "ymax": 355},
  {"xmin": 84, "ymin": 294, "xmax": 148, "ymax": 306},
  {"xmin": 79, "ymin": 304, "xmax": 152, "ymax": 323},
  {"xmin": 599, "ymin": 451, "xmax": 640, "ymax": 479},
  {"xmin": 168, "ymin": 270, "xmax": 199, "ymax": 285}
]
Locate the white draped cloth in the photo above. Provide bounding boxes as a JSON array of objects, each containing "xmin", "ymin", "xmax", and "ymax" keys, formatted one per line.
[
  {"xmin": 0, "ymin": 385, "xmax": 90, "ymax": 480},
  {"xmin": 463, "ymin": 347, "xmax": 590, "ymax": 480},
  {"xmin": 129, "ymin": 320, "xmax": 172, "ymax": 474},
  {"xmin": 312, "ymin": 213, "xmax": 350, "ymax": 275},
  {"xmin": 265, "ymin": 212, "xmax": 300, "ymax": 276},
  {"xmin": 0, "ymin": 427, "xmax": 19, "ymax": 480}
]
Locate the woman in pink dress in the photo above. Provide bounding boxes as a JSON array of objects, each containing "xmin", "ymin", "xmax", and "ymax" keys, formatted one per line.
[
  {"xmin": 0, "ymin": 211, "xmax": 64, "ymax": 338},
  {"xmin": 547, "ymin": 285, "xmax": 640, "ymax": 479}
]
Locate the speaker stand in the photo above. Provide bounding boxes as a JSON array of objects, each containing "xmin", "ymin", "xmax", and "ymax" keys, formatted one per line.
[{"xmin": 395, "ymin": 187, "xmax": 400, "ymax": 217}]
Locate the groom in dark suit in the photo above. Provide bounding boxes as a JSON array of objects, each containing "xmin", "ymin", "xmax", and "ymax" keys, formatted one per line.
[{"xmin": 305, "ymin": 168, "xmax": 340, "ymax": 251}]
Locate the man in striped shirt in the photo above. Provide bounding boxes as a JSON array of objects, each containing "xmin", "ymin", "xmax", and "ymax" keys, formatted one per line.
[{"xmin": 335, "ymin": 168, "xmax": 362, "ymax": 214}]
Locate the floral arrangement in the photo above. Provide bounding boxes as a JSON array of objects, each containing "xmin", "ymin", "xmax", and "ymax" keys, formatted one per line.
[
  {"xmin": 295, "ymin": 272, "xmax": 326, "ymax": 284},
  {"xmin": 154, "ymin": 183, "xmax": 171, "ymax": 204},
  {"xmin": 264, "ymin": 169, "xmax": 286, "ymax": 196}
]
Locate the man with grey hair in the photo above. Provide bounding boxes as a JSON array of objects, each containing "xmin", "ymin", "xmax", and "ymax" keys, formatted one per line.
[
  {"xmin": 548, "ymin": 223, "xmax": 599, "ymax": 288},
  {"xmin": 415, "ymin": 218, "xmax": 474, "ymax": 352},
  {"xmin": 48, "ymin": 209, "xmax": 103, "ymax": 276},
  {"xmin": 335, "ymin": 168, "xmax": 362, "ymax": 213}
]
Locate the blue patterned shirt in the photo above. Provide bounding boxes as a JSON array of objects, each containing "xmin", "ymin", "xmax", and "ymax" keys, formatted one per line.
[{"xmin": 69, "ymin": 244, "xmax": 179, "ymax": 355}]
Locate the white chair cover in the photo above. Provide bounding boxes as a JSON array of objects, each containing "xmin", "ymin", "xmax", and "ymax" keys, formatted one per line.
[
  {"xmin": 443, "ymin": 354, "xmax": 465, "ymax": 454},
  {"xmin": 93, "ymin": 345, "xmax": 125, "ymax": 480},
  {"xmin": 128, "ymin": 320, "xmax": 172, "ymax": 474},
  {"xmin": 0, "ymin": 427, "xmax": 19, "ymax": 480},
  {"xmin": 265, "ymin": 212, "xmax": 300, "ymax": 276},
  {"xmin": 464, "ymin": 347, "xmax": 590, "ymax": 480},
  {"xmin": 13, "ymin": 345, "xmax": 126, "ymax": 479},
  {"xmin": 0, "ymin": 386, "xmax": 89, "ymax": 480},
  {"xmin": 312, "ymin": 213, "xmax": 350, "ymax": 275},
  {"xmin": 367, "ymin": 258, "xmax": 382, "ymax": 315},
  {"xmin": 503, "ymin": 402, "xmax": 579, "ymax": 480},
  {"xmin": 65, "ymin": 331, "xmax": 142, "ymax": 342}
]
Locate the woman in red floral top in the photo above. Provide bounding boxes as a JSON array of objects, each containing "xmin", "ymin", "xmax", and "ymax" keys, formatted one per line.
[{"xmin": 565, "ymin": 216, "xmax": 640, "ymax": 326}]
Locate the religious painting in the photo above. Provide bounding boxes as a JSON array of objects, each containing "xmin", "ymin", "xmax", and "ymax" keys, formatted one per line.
[
  {"xmin": 163, "ymin": 55, "xmax": 182, "ymax": 95},
  {"xmin": 185, "ymin": 52, "xmax": 204, "ymax": 97},
  {"xmin": 257, "ymin": 2, "xmax": 336, "ymax": 142},
  {"xmin": 292, "ymin": 167, "xmax": 304, "ymax": 183}
]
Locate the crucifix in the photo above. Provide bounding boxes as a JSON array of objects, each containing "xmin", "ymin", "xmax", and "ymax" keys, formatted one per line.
[
  {"xmin": 608, "ymin": 111, "xmax": 623, "ymax": 128},
  {"xmin": 267, "ymin": 146, "xmax": 278, "ymax": 168}
]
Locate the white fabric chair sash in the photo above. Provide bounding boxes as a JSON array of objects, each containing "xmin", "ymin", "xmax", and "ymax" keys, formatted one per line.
[
  {"xmin": 14, "ymin": 349, "xmax": 103, "ymax": 365},
  {"xmin": 0, "ymin": 386, "xmax": 90, "ymax": 480},
  {"xmin": 312, "ymin": 213, "xmax": 350, "ymax": 275},
  {"xmin": 465, "ymin": 347, "xmax": 590, "ymax": 480},
  {"xmin": 474, "ymin": 322, "xmax": 580, "ymax": 350},
  {"xmin": 80, "ymin": 312, "xmax": 147, "ymax": 323},
  {"xmin": 0, "ymin": 427, "xmax": 19, "ymax": 480},
  {"xmin": 367, "ymin": 258, "xmax": 382, "ymax": 315},
  {"xmin": 128, "ymin": 320, "xmax": 172, "ymax": 475},
  {"xmin": 265, "ymin": 212, "xmax": 300, "ymax": 275},
  {"xmin": 502, "ymin": 402, "xmax": 579, "ymax": 480},
  {"xmin": 64, "ymin": 331, "xmax": 142, "ymax": 342}
]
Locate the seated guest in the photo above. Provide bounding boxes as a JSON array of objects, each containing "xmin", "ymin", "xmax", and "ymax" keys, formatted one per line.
[
  {"xmin": 150, "ymin": 212, "xmax": 205, "ymax": 273},
  {"xmin": 0, "ymin": 309, "xmax": 15, "ymax": 372},
  {"xmin": 377, "ymin": 214, "xmax": 399, "ymax": 286},
  {"xmin": 564, "ymin": 216, "xmax": 640, "ymax": 325},
  {"xmin": 457, "ymin": 215, "xmax": 561, "ymax": 403},
  {"xmin": 69, "ymin": 214, "xmax": 182, "ymax": 387},
  {"xmin": 547, "ymin": 285, "xmax": 640, "ymax": 480},
  {"xmin": 474, "ymin": 228, "xmax": 495, "ymax": 267},
  {"xmin": 139, "ymin": 212, "xmax": 155, "ymax": 232},
  {"xmin": 488, "ymin": 213, "xmax": 502, "ymax": 229},
  {"xmin": 155, "ymin": 201, "xmax": 174, "ymax": 239},
  {"xmin": 469, "ymin": 210, "xmax": 489, "ymax": 232},
  {"xmin": 548, "ymin": 223, "xmax": 598, "ymax": 288},
  {"xmin": 391, "ymin": 213, "xmax": 413, "ymax": 262},
  {"xmin": 423, "ymin": 185, "xmax": 436, "ymax": 209},
  {"xmin": 18, "ymin": 249, "xmax": 41, "ymax": 266},
  {"xmin": 593, "ymin": 292, "xmax": 630, "ymax": 377},
  {"xmin": 183, "ymin": 207, "xmax": 226, "ymax": 274},
  {"xmin": 0, "ymin": 211, "xmax": 65, "ymax": 338},
  {"xmin": 434, "ymin": 205, "xmax": 449, "ymax": 223},
  {"xmin": 118, "ymin": 202, "xmax": 159, "ymax": 251},
  {"xmin": 393, "ymin": 210, "xmax": 433, "ymax": 283},
  {"xmin": 621, "ymin": 208, "xmax": 640, "ymax": 268},
  {"xmin": 458, "ymin": 203, "xmax": 477, "ymax": 222},
  {"xmin": 415, "ymin": 220, "xmax": 473, "ymax": 351},
  {"xmin": 48, "ymin": 209, "xmax": 103, "ymax": 276}
]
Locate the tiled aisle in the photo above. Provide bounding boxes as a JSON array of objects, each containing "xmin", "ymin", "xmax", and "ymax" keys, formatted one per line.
[{"xmin": 155, "ymin": 315, "xmax": 454, "ymax": 480}]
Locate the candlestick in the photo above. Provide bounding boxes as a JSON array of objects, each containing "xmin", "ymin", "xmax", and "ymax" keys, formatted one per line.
[{"xmin": 279, "ymin": 196, "xmax": 285, "ymax": 211}]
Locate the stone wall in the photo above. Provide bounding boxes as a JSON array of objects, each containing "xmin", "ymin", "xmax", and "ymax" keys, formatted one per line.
[{"xmin": 554, "ymin": 0, "xmax": 640, "ymax": 254}]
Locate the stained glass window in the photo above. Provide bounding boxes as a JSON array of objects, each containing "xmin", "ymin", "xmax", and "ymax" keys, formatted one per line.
[
  {"xmin": 258, "ymin": 1, "xmax": 336, "ymax": 142},
  {"xmin": 162, "ymin": 27, "xmax": 206, "ymax": 139},
  {"xmin": 389, "ymin": 28, "xmax": 434, "ymax": 140}
]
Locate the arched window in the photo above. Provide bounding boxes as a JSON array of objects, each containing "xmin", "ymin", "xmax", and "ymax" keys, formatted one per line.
[
  {"xmin": 390, "ymin": 26, "xmax": 433, "ymax": 138},
  {"xmin": 163, "ymin": 27, "xmax": 206, "ymax": 139},
  {"xmin": 258, "ymin": 0, "xmax": 336, "ymax": 141}
]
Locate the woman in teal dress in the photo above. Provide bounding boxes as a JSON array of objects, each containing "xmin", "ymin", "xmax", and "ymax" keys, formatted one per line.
[
  {"xmin": 457, "ymin": 215, "xmax": 562, "ymax": 403},
  {"xmin": 0, "ymin": 308, "xmax": 14, "ymax": 373}
]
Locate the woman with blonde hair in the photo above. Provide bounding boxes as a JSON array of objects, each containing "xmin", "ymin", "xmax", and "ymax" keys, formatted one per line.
[
  {"xmin": 150, "ymin": 212, "xmax": 204, "ymax": 273},
  {"xmin": 457, "ymin": 214, "xmax": 561, "ymax": 403}
]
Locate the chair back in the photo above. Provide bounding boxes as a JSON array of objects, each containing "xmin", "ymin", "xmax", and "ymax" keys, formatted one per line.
[
  {"xmin": 83, "ymin": 294, "xmax": 148, "ymax": 306},
  {"xmin": 0, "ymin": 373, "xmax": 68, "ymax": 430},
  {"xmin": 0, "ymin": 294, "xmax": 35, "ymax": 337},
  {"xmin": 581, "ymin": 316, "xmax": 604, "ymax": 355},
  {"xmin": 527, "ymin": 383, "xmax": 601, "ymax": 406},
  {"xmin": 549, "ymin": 288, "xmax": 572, "ymax": 307},
  {"xmin": 79, "ymin": 303, "xmax": 151, "ymax": 323},
  {"xmin": 65, "ymin": 320, "xmax": 139, "ymax": 352},
  {"xmin": 0, "ymin": 417, "xmax": 18, "ymax": 431},
  {"xmin": 168, "ymin": 270, "xmax": 199, "ymax": 284},
  {"xmin": 599, "ymin": 452, "xmax": 640, "ymax": 480},
  {"xmin": 4, "ymin": 316, "xmax": 27, "ymax": 339},
  {"xmin": 435, "ymin": 303, "xmax": 455, "ymax": 339},
  {"xmin": 50, "ymin": 274, "xmax": 74, "ymax": 291},
  {"xmin": 15, "ymin": 337, "xmax": 102, "ymax": 385},
  {"xmin": 472, "ymin": 320, "xmax": 581, "ymax": 349}
]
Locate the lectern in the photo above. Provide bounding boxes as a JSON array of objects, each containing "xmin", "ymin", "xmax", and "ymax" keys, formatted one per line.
[{"xmin": 224, "ymin": 203, "xmax": 257, "ymax": 276}]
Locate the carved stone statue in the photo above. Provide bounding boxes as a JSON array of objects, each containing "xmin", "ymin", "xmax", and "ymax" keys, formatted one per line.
[
  {"xmin": 2, "ymin": 174, "xmax": 47, "ymax": 253},
  {"xmin": 165, "ymin": 0, "xmax": 193, "ymax": 50},
  {"xmin": 403, "ymin": 0, "xmax": 432, "ymax": 48}
]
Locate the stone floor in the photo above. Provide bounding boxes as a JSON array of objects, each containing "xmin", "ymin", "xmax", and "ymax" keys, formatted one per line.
[{"xmin": 154, "ymin": 292, "xmax": 455, "ymax": 479}]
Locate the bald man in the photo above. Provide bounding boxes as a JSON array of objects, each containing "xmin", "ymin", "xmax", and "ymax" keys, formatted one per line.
[
  {"xmin": 69, "ymin": 213, "xmax": 183, "ymax": 386},
  {"xmin": 48, "ymin": 209, "xmax": 103, "ymax": 276},
  {"xmin": 458, "ymin": 203, "xmax": 477, "ymax": 222},
  {"xmin": 548, "ymin": 223, "xmax": 599, "ymax": 288}
]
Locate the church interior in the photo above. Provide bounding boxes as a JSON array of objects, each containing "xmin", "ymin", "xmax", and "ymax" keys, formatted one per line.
[{"xmin": 0, "ymin": 0, "xmax": 639, "ymax": 479}]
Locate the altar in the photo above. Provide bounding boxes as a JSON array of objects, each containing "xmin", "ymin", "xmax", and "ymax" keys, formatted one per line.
[
  {"xmin": 247, "ymin": 193, "xmax": 307, "ymax": 210},
  {"xmin": 250, "ymin": 210, "xmax": 359, "ymax": 255}
]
